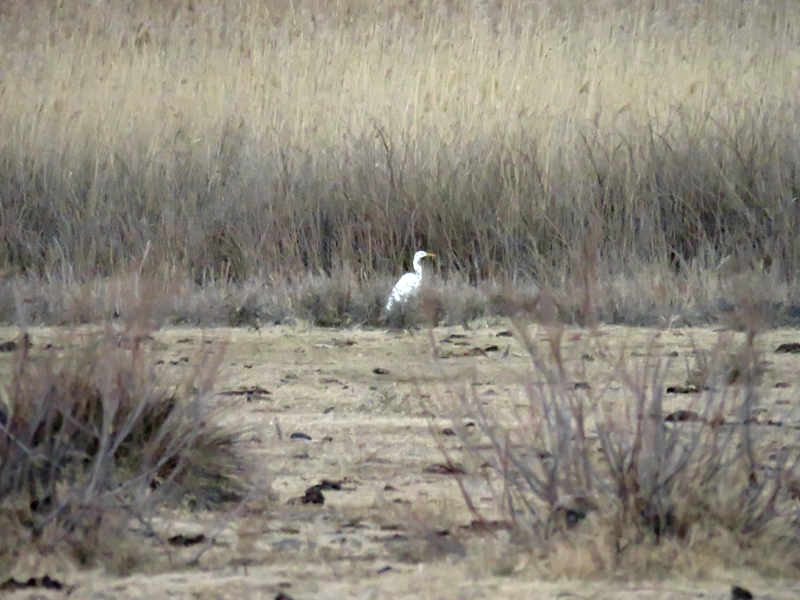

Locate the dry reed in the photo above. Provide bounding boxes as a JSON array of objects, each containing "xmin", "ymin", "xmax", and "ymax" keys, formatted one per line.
[{"xmin": 1, "ymin": 0, "xmax": 797, "ymax": 298}]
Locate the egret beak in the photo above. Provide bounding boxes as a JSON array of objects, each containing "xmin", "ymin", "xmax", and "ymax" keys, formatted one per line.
[{"xmin": 426, "ymin": 253, "xmax": 436, "ymax": 258}]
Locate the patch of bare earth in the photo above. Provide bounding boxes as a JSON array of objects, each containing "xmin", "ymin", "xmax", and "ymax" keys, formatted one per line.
[{"xmin": 1, "ymin": 323, "xmax": 799, "ymax": 599}]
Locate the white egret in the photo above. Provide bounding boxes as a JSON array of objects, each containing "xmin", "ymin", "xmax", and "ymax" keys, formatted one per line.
[{"xmin": 386, "ymin": 251, "xmax": 435, "ymax": 312}]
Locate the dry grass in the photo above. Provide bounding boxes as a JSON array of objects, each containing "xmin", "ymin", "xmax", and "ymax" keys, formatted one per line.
[
  {"xmin": 3, "ymin": 262, "xmax": 800, "ymax": 330},
  {"xmin": 444, "ymin": 313, "xmax": 800, "ymax": 578},
  {"xmin": 1, "ymin": 318, "xmax": 799, "ymax": 594},
  {"xmin": 1, "ymin": 0, "xmax": 798, "ymax": 298},
  {"xmin": 0, "ymin": 315, "xmax": 253, "ymax": 576},
  {"xmin": 2, "ymin": 0, "xmax": 800, "ymax": 592}
]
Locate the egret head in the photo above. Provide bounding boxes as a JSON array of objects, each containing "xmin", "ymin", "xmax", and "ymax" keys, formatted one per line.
[{"xmin": 412, "ymin": 250, "xmax": 435, "ymax": 272}]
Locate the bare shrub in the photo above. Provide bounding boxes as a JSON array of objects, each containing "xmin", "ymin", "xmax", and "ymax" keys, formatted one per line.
[
  {"xmin": 439, "ymin": 279, "xmax": 493, "ymax": 327},
  {"xmin": 0, "ymin": 321, "xmax": 252, "ymax": 569},
  {"xmin": 447, "ymin": 320, "xmax": 800, "ymax": 573},
  {"xmin": 296, "ymin": 271, "xmax": 361, "ymax": 327}
]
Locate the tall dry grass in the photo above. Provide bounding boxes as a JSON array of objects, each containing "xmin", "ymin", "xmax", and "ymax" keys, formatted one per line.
[{"xmin": 1, "ymin": 0, "xmax": 799, "ymax": 296}]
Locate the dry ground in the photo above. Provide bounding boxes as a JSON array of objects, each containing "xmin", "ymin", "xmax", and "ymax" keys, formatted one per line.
[{"xmin": 2, "ymin": 321, "xmax": 800, "ymax": 599}]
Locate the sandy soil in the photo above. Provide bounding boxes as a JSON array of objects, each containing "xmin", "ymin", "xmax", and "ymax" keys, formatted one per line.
[{"xmin": 1, "ymin": 321, "xmax": 799, "ymax": 600}]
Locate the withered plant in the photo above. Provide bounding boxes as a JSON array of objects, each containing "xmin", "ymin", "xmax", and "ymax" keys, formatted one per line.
[
  {"xmin": 445, "ymin": 315, "xmax": 800, "ymax": 572},
  {"xmin": 0, "ymin": 320, "xmax": 252, "ymax": 569}
]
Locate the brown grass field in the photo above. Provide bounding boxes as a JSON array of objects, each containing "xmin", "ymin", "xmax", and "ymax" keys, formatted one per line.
[
  {"xmin": 1, "ymin": 321, "xmax": 800, "ymax": 598},
  {"xmin": 2, "ymin": 0, "xmax": 800, "ymax": 294},
  {"xmin": 2, "ymin": 0, "xmax": 800, "ymax": 597}
]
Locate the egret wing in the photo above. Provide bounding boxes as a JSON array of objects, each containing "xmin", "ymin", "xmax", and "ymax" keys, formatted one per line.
[{"xmin": 386, "ymin": 272, "xmax": 421, "ymax": 311}]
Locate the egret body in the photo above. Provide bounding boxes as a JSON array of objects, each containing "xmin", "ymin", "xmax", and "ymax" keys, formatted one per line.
[{"xmin": 386, "ymin": 251, "xmax": 435, "ymax": 312}]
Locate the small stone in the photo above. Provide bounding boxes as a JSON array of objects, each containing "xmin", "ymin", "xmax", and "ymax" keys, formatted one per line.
[
  {"xmin": 731, "ymin": 585, "xmax": 753, "ymax": 600},
  {"xmin": 301, "ymin": 485, "xmax": 325, "ymax": 504},
  {"xmin": 775, "ymin": 343, "xmax": 800, "ymax": 354}
]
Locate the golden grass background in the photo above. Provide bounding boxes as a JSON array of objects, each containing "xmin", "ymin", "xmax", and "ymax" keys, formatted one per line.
[{"xmin": 2, "ymin": 0, "xmax": 799, "ymax": 289}]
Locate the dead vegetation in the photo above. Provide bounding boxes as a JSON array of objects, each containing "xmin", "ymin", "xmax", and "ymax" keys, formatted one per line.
[
  {"xmin": 441, "ymin": 312, "xmax": 800, "ymax": 578},
  {"xmin": 0, "ymin": 0, "xmax": 799, "ymax": 317},
  {"xmin": 0, "ymin": 310, "xmax": 799, "ymax": 594},
  {"xmin": 0, "ymin": 318, "xmax": 253, "ymax": 578},
  {"xmin": 1, "ymin": 0, "xmax": 800, "ymax": 594}
]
